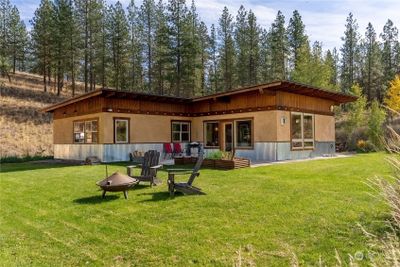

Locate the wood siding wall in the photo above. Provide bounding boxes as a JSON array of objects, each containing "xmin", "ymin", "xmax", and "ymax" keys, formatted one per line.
[{"xmin": 53, "ymin": 89, "xmax": 335, "ymax": 120}]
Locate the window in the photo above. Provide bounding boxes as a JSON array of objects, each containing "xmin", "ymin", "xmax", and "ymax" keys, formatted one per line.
[
  {"xmin": 204, "ymin": 122, "xmax": 219, "ymax": 147},
  {"xmin": 114, "ymin": 119, "xmax": 129, "ymax": 143},
  {"xmin": 291, "ymin": 112, "xmax": 314, "ymax": 149},
  {"xmin": 171, "ymin": 121, "xmax": 190, "ymax": 142},
  {"xmin": 73, "ymin": 120, "xmax": 98, "ymax": 144},
  {"xmin": 235, "ymin": 120, "xmax": 252, "ymax": 148}
]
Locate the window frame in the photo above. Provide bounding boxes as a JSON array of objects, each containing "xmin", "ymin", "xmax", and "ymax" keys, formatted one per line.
[
  {"xmin": 72, "ymin": 118, "xmax": 99, "ymax": 144},
  {"xmin": 171, "ymin": 120, "xmax": 191, "ymax": 143},
  {"xmin": 290, "ymin": 112, "xmax": 315, "ymax": 150},
  {"xmin": 234, "ymin": 119, "xmax": 254, "ymax": 150},
  {"xmin": 113, "ymin": 117, "xmax": 130, "ymax": 144},
  {"xmin": 203, "ymin": 121, "xmax": 220, "ymax": 148}
]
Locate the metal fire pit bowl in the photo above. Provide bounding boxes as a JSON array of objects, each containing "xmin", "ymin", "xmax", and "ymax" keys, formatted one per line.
[{"xmin": 96, "ymin": 171, "xmax": 138, "ymax": 199}]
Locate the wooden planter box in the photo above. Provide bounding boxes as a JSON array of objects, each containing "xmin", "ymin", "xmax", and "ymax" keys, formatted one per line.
[
  {"xmin": 174, "ymin": 157, "xmax": 198, "ymax": 165},
  {"xmin": 202, "ymin": 158, "xmax": 250, "ymax": 170},
  {"xmin": 175, "ymin": 157, "xmax": 250, "ymax": 170}
]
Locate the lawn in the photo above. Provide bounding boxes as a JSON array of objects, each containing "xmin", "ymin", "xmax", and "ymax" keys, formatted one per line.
[{"xmin": 0, "ymin": 153, "xmax": 391, "ymax": 266}]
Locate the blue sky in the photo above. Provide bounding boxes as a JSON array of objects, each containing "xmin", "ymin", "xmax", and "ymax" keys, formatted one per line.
[{"xmin": 13, "ymin": 0, "xmax": 400, "ymax": 51}]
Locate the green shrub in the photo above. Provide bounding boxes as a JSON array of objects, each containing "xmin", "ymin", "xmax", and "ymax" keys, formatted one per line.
[
  {"xmin": 206, "ymin": 150, "xmax": 223, "ymax": 160},
  {"xmin": 0, "ymin": 155, "xmax": 53, "ymax": 163},
  {"xmin": 367, "ymin": 100, "xmax": 386, "ymax": 150}
]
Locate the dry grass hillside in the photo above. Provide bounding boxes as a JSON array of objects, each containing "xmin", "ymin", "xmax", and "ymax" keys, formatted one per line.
[{"xmin": 0, "ymin": 72, "xmax": 83, "ymax": 159}]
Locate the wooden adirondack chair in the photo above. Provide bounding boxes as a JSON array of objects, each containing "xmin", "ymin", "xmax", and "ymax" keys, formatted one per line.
[
  {"xmin": 127, "ymin": 150, "xmax": 162, "ymax": 187},
  {"xmin": 167, "ymin": 150, "xmax": 205, "ymax": 196}
]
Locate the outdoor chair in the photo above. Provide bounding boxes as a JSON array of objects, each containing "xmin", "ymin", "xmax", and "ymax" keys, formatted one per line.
[
  {"xmin": 163, "ymin": 143, "xmax": 173, "ymax": 159},
  {"xmin": 127, "ymin": 150, "xmax": 162, "ymax": 187},
  {"xmin": 173, "ymin": 143, "xmax": 184, "ymax": 157},
  {"xmin": 167, "ymin": 149, "xmax": 205, "ymax": 196}
]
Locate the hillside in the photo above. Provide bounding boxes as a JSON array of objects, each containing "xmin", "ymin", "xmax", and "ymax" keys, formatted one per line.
[{"xmin": 0, "ymin": 72, "xmax": 82, "ymax": 159}]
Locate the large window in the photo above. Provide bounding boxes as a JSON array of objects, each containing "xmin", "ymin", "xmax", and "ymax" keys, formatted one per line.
[
  {"xmin": 171, "ymin": 121, "xmax": 190, "ymax": 142},
  {"xmin": 204, "ymin": 122, "xmax": 219, "ymax": 147},
  {"xmin": 291, "ymin": 112, "xmax": 314, "ymax": 149},
  {"xmin": 114, "ymin": 118, "xmax": 129, "ymax": 143},
  {"xmin": 235, "ymin": 120, "xmax": 252, "ymax": 148},
  {"xmin": 73, "ymin": 120, "xmax": 98, "ymax": 144}
]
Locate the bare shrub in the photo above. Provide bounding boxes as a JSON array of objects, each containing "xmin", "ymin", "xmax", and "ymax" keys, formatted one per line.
[{"xmin": 364, "ymin": 126, "xmax": 400, "ymax": 266}]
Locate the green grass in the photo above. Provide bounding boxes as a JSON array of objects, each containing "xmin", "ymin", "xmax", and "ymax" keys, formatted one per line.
[{"xmin": 0, "ymin": 153, "xmax": 391, "ymax": 266}]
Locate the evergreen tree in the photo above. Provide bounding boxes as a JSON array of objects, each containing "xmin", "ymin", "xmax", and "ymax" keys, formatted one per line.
[
  {"xmin": 268, "ymin": 11, "xmax": 288, "ymax": 80},
  {"xmin": 53, "ymin": 0, "xmax": 77, "ymax": 95},
  {"xmin": 208, "ymin": 23, "xmax": 219, "ymax": 93},
  {"xmin": 234, "ymin": 5, "xmax": 247, "ymax": 86},
  {"xmin": 181, "ymin": 0, "xmax": 201, "ymax": 96},
  {"xmin": 127, "ymin": 0, "xmax": 144, "ymax": 91},
  {"xmin": 345, "ymin": 83, "xmax": 367, "ymax": 148},
  {"xmin": 8, "ymin": 6, "xmax": 28, "ymax": 73},
  {"xmin": 380, "ymin": 19, "xmax": 399, "ymax": 99},
  {"xmin": 367, "ymin": 100, "xmax": 386, "ymax": 149},
  {"xmin": 218, "ymin": 6, "xmax": 235, "ymax": 91},
  {"xmin": 291, "ymin": 41, "xmax": 333, "ymax": 89},
  {"xmin": 140, "ymin": 0, "xmax": 156, "ymax": 92},
  {"xmin": 90, "ymin": 0, "xmax": 108, "ymax": 91},
  {"xmin": 325, "ymin": 48, "xmax": 339, "ymax": 90},
  {"xmin": 259, "ymin": 29, "xmax": 272, "ymax": 83},
  {"xmin": 153, "ymin": 0, "xmax": 171, "ymax": 95},
  {"xmin": 75, "ymin": 0, "xmax": 103, "ymax": 91},
  {"xmin": 287, "ymin": 10, "xmax": 308, "ymax": 72},
  {"xmin": 107, "ymin": 1, "xmax": 129, "ymax": 90},
  {"xmin": 0, "ymin": 0, "xmax": 12, "ymax": 60},
  {"xmin": 30, "ymin": 0, "xmax": 55, "ymax": 92},
  {"xmin": 197, "ymin": 21, "xmax": 209, "ymax": 95},
  {"xmin": 167, "ymin": 0, "xmax": 187, "ymax": 96},
  {"xmin": 246, "ymin": 10, "xmax": 260, "ymax": 85},
  {"xmin": 340, "ymin": 13, "xmax": 360, "ymax": 93},
  {"xmin": 360, "ymin": 22, "xmax": 383, "ymax": 102}
]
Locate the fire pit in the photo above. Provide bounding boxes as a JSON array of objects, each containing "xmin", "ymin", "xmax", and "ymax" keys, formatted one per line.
[{"xmin": 96, "ymin": 171, "xmax": 138, "ymax": 199}]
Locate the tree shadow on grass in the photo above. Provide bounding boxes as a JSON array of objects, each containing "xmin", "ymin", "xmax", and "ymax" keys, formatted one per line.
[{"xmin": 73, "ymin": 194, "xmax": 120, "ymax": 204}]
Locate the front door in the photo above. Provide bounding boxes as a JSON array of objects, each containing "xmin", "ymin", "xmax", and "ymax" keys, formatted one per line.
[{"xmin": 223, "ymin": 122, "xmax": 233, "ymax": 152}]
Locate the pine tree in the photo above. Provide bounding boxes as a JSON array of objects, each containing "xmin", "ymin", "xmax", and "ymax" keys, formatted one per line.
[
  {"xmin": 167, "ymin": 0, "xmax": 187, "ymax": 96},
  {"xmin": 0, "ymin": 0, "xmax": 12, "ymax": 60},
  {"xmin": 140, "ymin": 0, "xmax": 156, "ymax": 92},
  {"xmin": 75, "ymin": 0, "xmax": 103, "ymax": 92},
  {"xmin": 287, "ymin": 10, "xmax": 308, "ymax": 72},
  {"xmin": 8, "ymin": 6, "xmax": 28, "ymax": 74},
  {"xmin": 30, "ymin": 0, "xmax": 55, "ymax": 92},
  {"xmin": 208, "ymin": 23, "xmax": 219, "ymax": 93},
  {"xmin": 259, "ymin": 29, "xmax": 272, "ymax": 83},
  {"xmin": 97, "ymin": 1, "xmax": 109, "ymax": 89},
  {"xmin": 325, "ymin": 48, "xmax": 339, "ymax": 90},
  {"xmin": 127, "ymin": 0, "xmax": 144, "ymax": 91},
  {"xmin": 153, "ymin": 0, "xmax": 171, "ymax": 95},
  {"xmin": 291, "ymin": 41, "xmax": 334, "ymax": 89},
  {"xmin": 381, "ymin": 19, "xmax": 399, "ymax": 100},
  {"xmin": 268, "ymin": 11, "xmax": 288, "ymax": 80},
  {"xmin": 246, "ymin": 10, "xmax": 260, "ymax": 85},
  {"xmin": 107, "ymin": 1, "xmax": 129, "ymax": 90},
  {"xmin": 361, "ymin": 22, "xmax": 383, "ymax": 102},
  {"xmin": 234, "ymin": 5, "xmax": 247, "ymax": 86},
  {"xmin": 181, "ymin": 0, "xmax": 200, "ymax": 96},
  {"xmin": 53, "ymin": 0, "xmax": 77, "ymax": 95},
  {"xmin": 340, "ymin": 13, "xmax": 360, "ymax": 93},
  {"xmin": 218, "ymin": 6, "xmax": 235, "ymax": 91},
  {"xmin": 197, "ymin": 21, "xmax": 209, "ymax": 95}
]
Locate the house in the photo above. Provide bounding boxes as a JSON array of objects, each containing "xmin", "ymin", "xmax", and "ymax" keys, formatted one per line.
[{"xmin": 42, "ymin": 80, "xmax": 356, "ymax": 162}]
